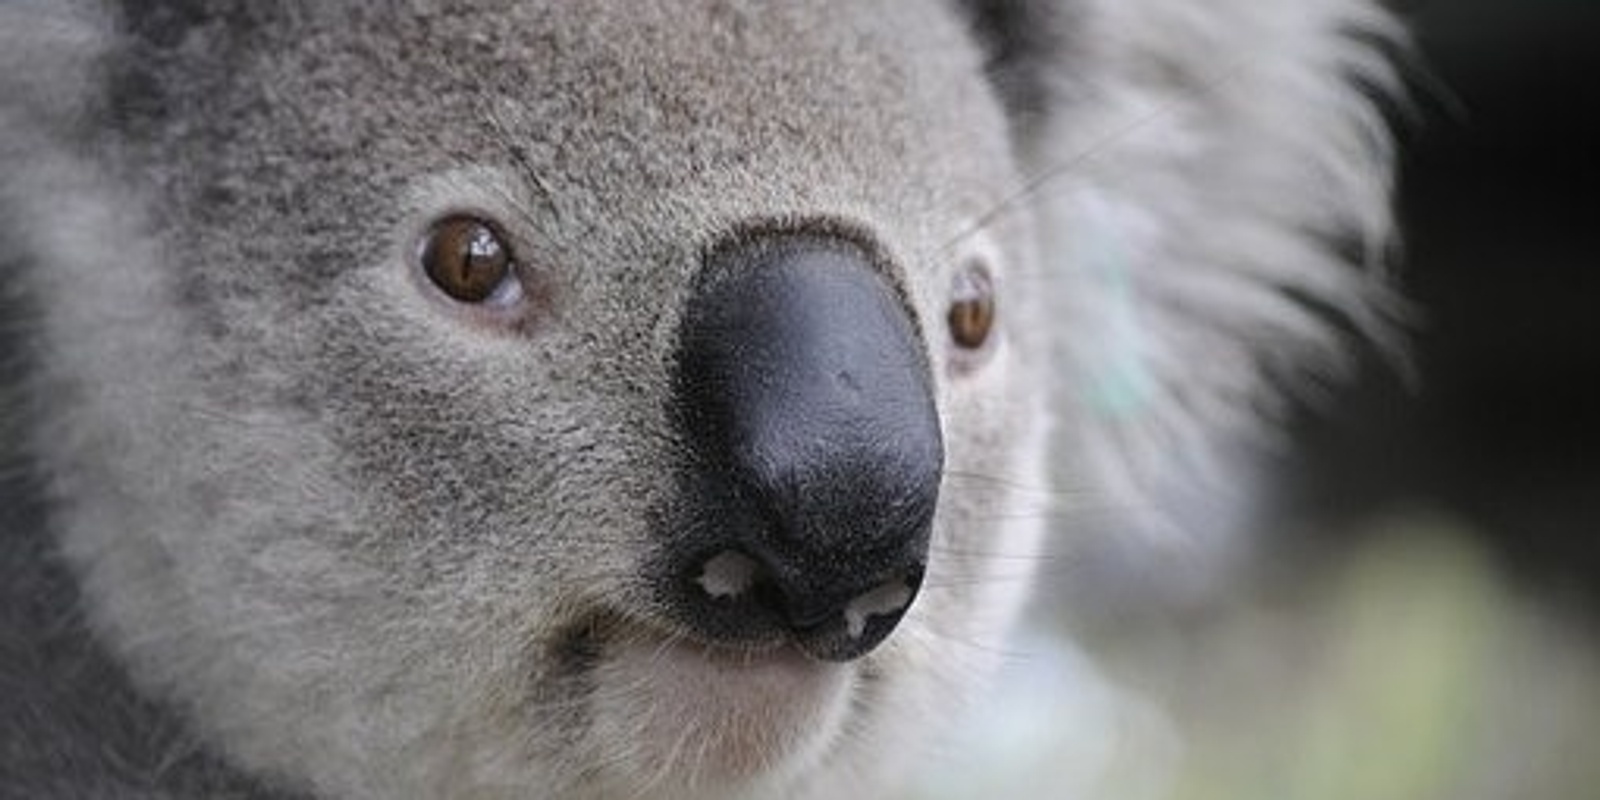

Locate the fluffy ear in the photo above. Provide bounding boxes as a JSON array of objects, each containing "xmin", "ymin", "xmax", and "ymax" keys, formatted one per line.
[{"xmin": 967, "ymin": 0, "xmax": 1406, "ymax": 533}]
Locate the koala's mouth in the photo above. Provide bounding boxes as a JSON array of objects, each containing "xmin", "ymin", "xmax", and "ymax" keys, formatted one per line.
[{"xmin": 558, "ymin": 611, "xmax": 857, "ymax": 787}]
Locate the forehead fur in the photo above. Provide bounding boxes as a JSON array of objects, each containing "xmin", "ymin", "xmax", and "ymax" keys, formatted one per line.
[{"xmin": 111, "ymin": 0, "xmax": 1018, "ymax": 275}]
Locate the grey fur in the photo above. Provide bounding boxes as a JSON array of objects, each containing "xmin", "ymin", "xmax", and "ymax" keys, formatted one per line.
[{"xmin": 0, "ymin": 1, "xmax": 1401, "ymax": 798}]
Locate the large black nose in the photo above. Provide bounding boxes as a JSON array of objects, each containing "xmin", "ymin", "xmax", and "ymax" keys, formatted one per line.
[{"xmin": 665, "ymin": 234, "xmax": 943, "ymax": 662}]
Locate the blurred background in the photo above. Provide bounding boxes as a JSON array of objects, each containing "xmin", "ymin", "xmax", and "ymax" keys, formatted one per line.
[
  {"xmin": 1291, "ymin": 0, "xmax": 1599, "ymax": 625},
  {"xmin": 911, "ymin": 1, "xmax": 1600, "ymax": 797}
]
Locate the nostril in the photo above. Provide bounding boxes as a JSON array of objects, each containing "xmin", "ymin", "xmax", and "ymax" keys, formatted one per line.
[
  {"xmin": 690, "ymin": 547, "xmax": 925, "ymax": 655},
  {"xmin": 842, "ymin": 571, "xmax": 920, "ymax": 639},
  {"xmin": 696, "ymin": 550, "xmax": 762, "ymax": 599}
]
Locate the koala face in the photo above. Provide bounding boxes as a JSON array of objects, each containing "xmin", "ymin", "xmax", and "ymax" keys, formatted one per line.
[
  {"xmin": 5, "ymin": 0, "xmax": 1401, "ymax": 797},
  {"xmin": 14, "ymin": 3, "xmax": 1049, "ymax": 798}
]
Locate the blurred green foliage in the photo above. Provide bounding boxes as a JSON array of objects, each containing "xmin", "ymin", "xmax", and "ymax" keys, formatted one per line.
[{"xmin": 909, "ymin": 512, "xmax": 1600, "ymax": 800}]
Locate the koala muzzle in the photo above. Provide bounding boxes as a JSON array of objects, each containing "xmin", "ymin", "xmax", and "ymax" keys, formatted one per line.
[{"xmin": 667, "ymin": 234, "xmax": 943, "ymax": 662}]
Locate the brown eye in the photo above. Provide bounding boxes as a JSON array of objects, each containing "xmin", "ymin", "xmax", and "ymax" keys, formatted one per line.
[
  {"xmin": 420, "ymin": 216, "xmax": 513, "ymax": 303},
  {"xmin": 948, "ymin": 263, "xmax": 996, "ymax": 351}
]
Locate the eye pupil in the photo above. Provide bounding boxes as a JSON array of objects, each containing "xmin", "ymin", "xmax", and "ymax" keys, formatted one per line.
[
  {"xmin": 948, "ymin": 265, "xmax": 995, "ymax": 351},
  {"xmin": 421, "ymin": 216, "xmax": 511, "ymax": 303}
]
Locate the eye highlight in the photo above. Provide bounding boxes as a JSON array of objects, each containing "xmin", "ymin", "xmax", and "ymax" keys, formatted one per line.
[
  {"xmin": 419, "ymin": 215, "xmax": 516, "ymax": 304},
  {"xmin": 947, "ymin": 262, "xmax": 996, "ymax": 352}
]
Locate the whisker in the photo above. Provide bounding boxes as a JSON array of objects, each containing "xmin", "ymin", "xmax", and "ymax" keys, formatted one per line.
[
  {"xmin": 939, "ymin": 60, "xmax": 1252, "ymax": 255},
  {"xmin": 479, "ymin": 101, "xmax": 563, "ymax": 225}
]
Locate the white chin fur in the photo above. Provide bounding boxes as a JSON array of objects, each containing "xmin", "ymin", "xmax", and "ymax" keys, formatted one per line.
[{"xmin": 589, "ymin": 632, "xmax": 856, "ymax": 798}]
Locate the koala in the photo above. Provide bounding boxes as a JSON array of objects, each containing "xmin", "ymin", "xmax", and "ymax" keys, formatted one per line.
[{"xmin": 0, "ymin": 1, "xmax": 1401, "ymax": 799}]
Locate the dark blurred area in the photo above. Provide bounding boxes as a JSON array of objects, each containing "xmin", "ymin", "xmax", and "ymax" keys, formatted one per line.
[{"xmin": 1288, "ymin": 0, "xmax": 1600, "ymax": 616}]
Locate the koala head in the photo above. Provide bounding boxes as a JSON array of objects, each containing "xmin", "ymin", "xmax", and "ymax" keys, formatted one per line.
[
  {"xmin": 9, "ymin": 2, "xmax": 1048, "ymax": 798},
  {"xmin": 0, "ymin": 1, "xmax": 1399, "ymax": 799}
]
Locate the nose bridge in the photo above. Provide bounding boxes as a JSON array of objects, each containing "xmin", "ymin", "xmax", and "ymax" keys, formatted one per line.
[
  {"xmin": 703, "ymin": 244, "xmax": 937, "ymax": 499},
  {"xmin": 677, "ymin": 234, "xmax": 944, "ymax": 532},
  {"xmin": 667, "ymin": 232, "xmax": 943, "ymax": 661}
]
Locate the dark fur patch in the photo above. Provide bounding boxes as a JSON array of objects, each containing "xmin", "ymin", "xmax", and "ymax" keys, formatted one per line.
[{"xmin": 959, "ymin": 0, "xmax": 1085, "ymax": 126}]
